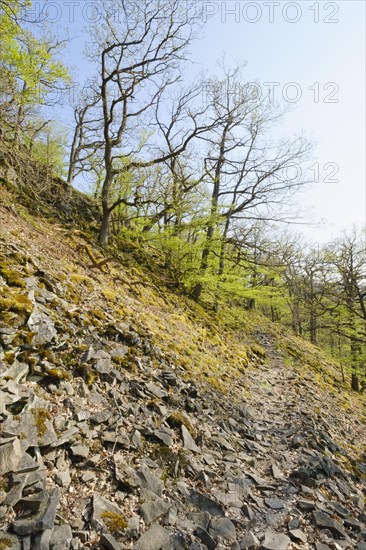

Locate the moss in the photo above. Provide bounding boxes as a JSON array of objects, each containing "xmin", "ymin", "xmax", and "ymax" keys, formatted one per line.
[
  {"xmin": 0, "ymin": 537, "xmax": 13, "ymax": 549},
  {"xmin": 76, "ymin": 365, "xmax": 99, "ymax": 386},
  {"xmin": 167, "ymin": 411, "xmax": 196, "ymax": 436},
  {"xmin": 45, "ymin": 368, "xmax": 70, "ymax": 381},
  {"xmin": 205, "ymin": 376, "xmax": 227, "ymax": 394},
  {"xmin": 100, "ymin": 511, "xmax": 127, "ymax": 533},
  {"xmin": 90, "ymin": 308, "xmax": 106, "ymax": 320},
  {"xmin": 0, "ymin": 293, "xmax": 33, "ymax": 313},
  {"xmin": 31, "ymin": 408, "xmax": 51, "ymax": 438},
  {"xmin": 0, "ymin": 475, "xmax": 10, "ymax": 492},
  {"xmin": 4, "ymin": 351, "xmax": 16, "ymax": 365},
  {"xmin": 102, "ymin": 288, "xmax": 117, "ymax": 301},
  {"xmin": 0, "ymin": 265, "xmax": 25, "ymax": 287},
  {"xmin": 150, "ymin": 445, "xmax": 189, "ymax": 477}
]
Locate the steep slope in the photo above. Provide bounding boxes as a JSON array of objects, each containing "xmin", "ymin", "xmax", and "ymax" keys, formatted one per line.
[{"xmin": 0, "ymin": 192, "xmax": 365, "ymax": 550}]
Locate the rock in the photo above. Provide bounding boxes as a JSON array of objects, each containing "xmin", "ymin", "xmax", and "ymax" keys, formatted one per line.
[
  {"xmin": 100, "ymin": 533, "xmax": 123, "ymax": 549},
  {"xmin": 2, "ymin": 407, "xmax": 57, "ymax": 448},
  {"xmin": 313, "ymin": 510, "xmax": 347, "ymax": 539},
  {"xmin": 296, "ymin": 499, "xmax": 316, "ymax": 511},
  {"xmin": 208, "ymin": 518, "xmax": 236, "ymax": 541},
  {"xmin": 260, "ymin": 531, "xmax": 291, "ymax": 550},
  {"xmin": 265, "ymin": 498, "xmax": 286, "ymax": 510},
  {"xmin": 49, "ymin": 523, "xmax": 73, "ymax": 549},
  {"xmin": 189, "ymin": 490, "xmax": 225, "ymax": 517},
  {"xmin": 92, "ymin": 494, "xmax": 126, "ymax": 532},
  {"xmin": 126, "ymin": 516, "xmax": 140, "ymax": 539},
  {"xmin": 27, "ymin": 309, "xmax": 57, "ymax": 345},
  {"xmin": 54, "ymin": 469, "xmax": 71, "ymax": 487},
  {"xmin": 32, "ymin": 528, "xmax": 52, "ymax": 550},
  {"xmin": 160, "ymin": 371, "xmax": 178, "ymax": 387},
  {"xmin": 2, "ymin": 361, "xmax": 29, "ymax": 383},
  {"xmin": 343, "ymin": 516, "xmax": 362, "ymax": 531},
  {"xmin": 194, "ymin": 527, "xmax": 216, "ymax": 549},
  {"xmin": 12, "ymin": 487, "xmax": 60, "ymax": 536},
  {"xmin": 153, "ymin": 429, "xmax": 173, "ymax": 447},
  {"xmin": 181, "ymin": 425, "xmax": 200, "ymax": 453},
  {"xmin": 70, "ymin": 444, "xmax": 89, "ymax": 460},
  {"xmin": 140, "ymin": 489, "xmax": 171, "ymax": 524},
  {"xmin": 0, "ymin": 436, "xmax": 22, "ymax": 475},
  {"xmin": 133, "ymin": 524, "xmax": 170, "ymax": 550},
  {"xmin": 239, "ymin": 531, "xmax": 260, "ymax": 549},
  {"xmin": 136, "ymin": 465, "xmax": 163, "ymax": 496},
  {"xmin": 289, "ymin": 529, "xmax": 307, "ymax": 543}
]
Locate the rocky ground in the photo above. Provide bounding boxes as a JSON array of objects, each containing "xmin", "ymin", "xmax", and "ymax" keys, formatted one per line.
[{"xmin": 0, "ymin": 204, "xmax": 365, "ymax": 550}]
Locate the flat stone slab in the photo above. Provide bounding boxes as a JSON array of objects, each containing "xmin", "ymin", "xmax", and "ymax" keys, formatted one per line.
[
  {"xmin": 0, "ymin": 437, "xmax": 22, "ymax": 475},
  {"xmin": 260, "ymin": 531, "xmax": 291, "ymax": 550},
  {"xmin": 133, "ymin": 524, "xmax": 170, "ymax": 550},
  {"xmin": 313, "ymin": 510, "xmax": 347, "ymax": 539}
]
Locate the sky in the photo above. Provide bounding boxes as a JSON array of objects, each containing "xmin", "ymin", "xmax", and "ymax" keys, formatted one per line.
[{"xmin": 27, "ymin": 0, "xmax": 365, "ymax": 244}]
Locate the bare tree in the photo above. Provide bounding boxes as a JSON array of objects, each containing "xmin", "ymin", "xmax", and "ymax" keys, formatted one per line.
[
  {"xmin": 191, "ymin": 62, "xmax": 311, "ymax": 301},
  {"xmin": 76, "ymin": 0, "xmax": 212, "ymax": 244}
]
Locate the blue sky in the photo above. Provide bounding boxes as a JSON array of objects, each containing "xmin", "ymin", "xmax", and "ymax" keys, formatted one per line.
[{"xmin": 32, "ymin": 0, "xmax": 365, "ymax": 243}]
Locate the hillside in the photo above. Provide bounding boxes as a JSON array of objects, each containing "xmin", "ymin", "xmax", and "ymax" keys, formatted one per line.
[{"xmin": 0, "ymin": 182, "xmax": 365, "ymax": 550}]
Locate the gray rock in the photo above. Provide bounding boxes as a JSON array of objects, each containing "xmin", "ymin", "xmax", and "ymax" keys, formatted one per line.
[
  {"xmin": 265, "ymin": 498, "xmax": 286, "ymax": 510},
  {"xmin": 2, "ymin": 408, "xmax": 57, "ymax": 448},
  {"xmin": 136, "ymin": 465, "xmax": 163, "ymax": 496},
  {"xmin": 289, "ymin": 529, "xmax": 307, "ymax": 543},
  {"xmin": 313, "ymin": 510, "xmax": 347, "ymax": 539},
  {"xmin": 181, "ymin": 425, "xmax": 200, "ymax": 453},
  {"xmin": 54, "ymin": 469, "xmax": 71, "ymax": 487},
  {"xmin": 28, "ymin": 309, "xmax": 57, "ymax": 345},
  {"xmin": 187, "ymin": 511, "xmax": 211, "ymax": 530},
  {"xmin": 0, "ymin": 436, "xmax": 22, "ymax": 475},
  {"xmin": 99, "ymin": 533, "xmax": 124, "ymax": 549},
  {"xmin": 12, "ymin": 487, "xmax": 60, "ymax": 536},
  {"xmin": 194, "ymin": 527, "xmax": 216, "ymax": 549},
  {"xmin": 189, "ymin": 490, "xmax": 225, "ymax": 517},
  {"xmin": 125, "ymin": 516, "xmax": 140, "ymax": 539},
  {"xmin": 260, "ymin": 531, "xmax": 291, "ymax": 550},
  {"xmin": 208, "ymin": 518, "xmax": 236, "ymax": 541},
  {"xmin": 239, "ymin": 531, "xmax": 260, "ymax": 549},
  {"xmin": 49, "ymin": 523, "xmax": 73, "ymax": 549},
  {"xmin": 92, "ymin": 494, "xmax": 125, "ymax": 532},
  {"xmin": 32, "ymin": 528, "xmax": 52, "ymax": 550},
  {"xmin": 70, "ymin": 444, "xmax": 89, "ymax": 460},
  {"xmin": 140, "ymin": 489, "xmax": 171, "ymax": 524},
  {"xmin": 153, "ymin": 429, "xmax": 173, "ymax": 447},
  {"xmin": 2, "ymin": 361, "xmax": 29, "ymax": 383},
  {"xmin": 133, "ymin": 524, "xmax": 170, "ymax": 550},
  {"xmin": 296, "ymin": 499, "xmax": 316, "ymax": 511}
]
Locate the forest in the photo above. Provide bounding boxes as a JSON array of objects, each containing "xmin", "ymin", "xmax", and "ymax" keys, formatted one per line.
[{"xmin": 1, "ymin": 0, "xmax": 365, "ymax": 389}]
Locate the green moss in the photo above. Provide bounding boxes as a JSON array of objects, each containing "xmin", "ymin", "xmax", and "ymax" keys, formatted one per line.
[
  {"xmin": 0, "ymin": 537, "xmax": 13, "ymax": 549},
  {"xmin": 0, "ymin": 265, "xmax": 25, "ymax": 287},
  {"xmin": 150, "ymin": 445, "xmax": 189, "ymax": 477},
  {"xmin": 100, "ymin": 511, "xmax": 127, "ymax": 533},
  {"xmin": 45, "ymin": 368, "xmax": 70, "ymax": 381},
  {"xmin": 167, "ymin": 411, "xmax": 196, "ymax": 436},
  {"xmin": 31, "ymin": 408, "xmax": 51, "ymax": 438},
  {"xmin": 76, "ymin": 365, "xmax": 98, "ymax": 386},
  {"xmin": 0, "ymin": 475, "xmax": 10, "ymax": 492},
  {"xmin": 0, "ymin": 293, "xmax": 33, "ymax": 313},
  {"xmin": 90, "ymin": 308, "xmax": 106, "ymax": 320}
]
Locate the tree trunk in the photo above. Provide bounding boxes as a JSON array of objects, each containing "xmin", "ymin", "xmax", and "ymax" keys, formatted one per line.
[
  {"xmin": 99, "ymin": 203, "xmax": 111, "ymax": 245},
  {"xmin": 351, "ymin": 373, "xmax": 360, "ymax": 392}
]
